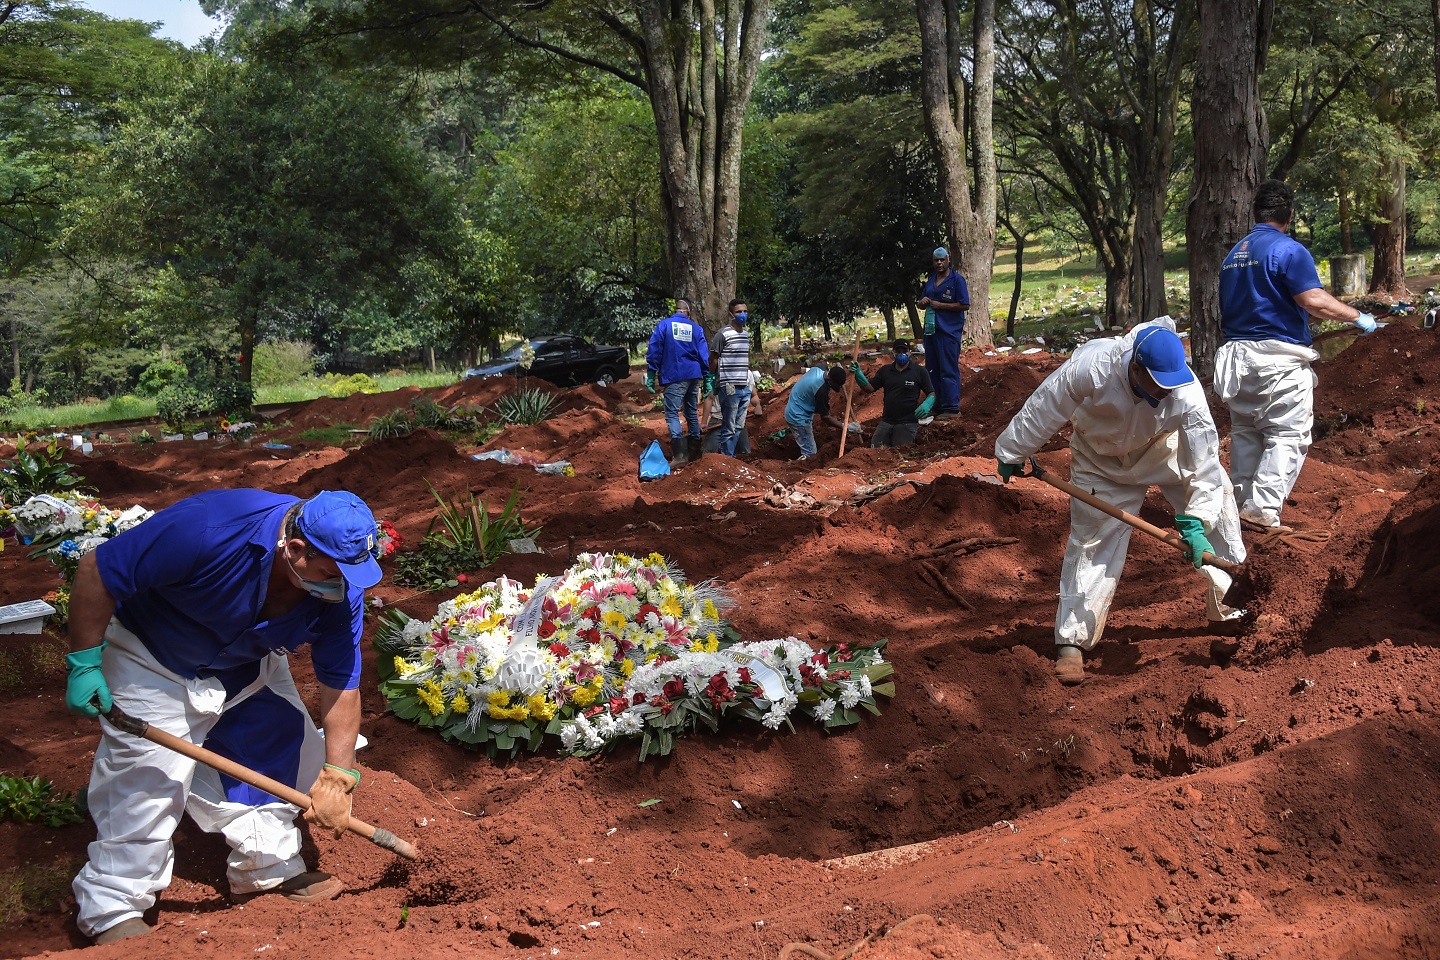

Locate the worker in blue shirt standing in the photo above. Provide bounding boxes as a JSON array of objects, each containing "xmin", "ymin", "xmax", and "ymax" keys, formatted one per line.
[
  {"xmin": 919, "ymin": 246, "xmax": 970, "ymax": 418},
  {"xmin": 63, "ymin": 489, "xmax": 383, "ymax": 945},
  {"xmin": 646, "ymin": 298, "xmax": 711, "ymax": 466},
  {"xmin": 1216, "ymin": 180, "xmax": 1377, "ymax": 530}
]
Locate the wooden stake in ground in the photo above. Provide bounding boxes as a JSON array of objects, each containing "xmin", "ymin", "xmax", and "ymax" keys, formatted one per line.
[{"xmin": 838, "ymin": 328, "xmax": 863, "ymax": 457}]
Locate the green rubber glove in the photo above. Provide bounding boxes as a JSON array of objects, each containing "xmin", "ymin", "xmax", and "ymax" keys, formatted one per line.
[
  {"xmin": 849, "ymin": 361, "xmax": 871, "ymax": 389},
  {"xmin": 923, "ymin": 308, "xmax": 936, "ymax": 335},
  {"xmin": 915, "ymin": 395, "xmax": 935, "ymax": 419},
  {"xmin": 997, "ymin": 459, "xmax": 1024, "ymax": 484},
  {"xmin": 702, "ymin": 373, "xmax": 717, "ymax": 397},
  {"xmin": 645, "ymin": 371, "xmax": 657, "ymax": 393},
  {"xmin": 1174, "ymin": 514, "xmax": 1214, "ymax": 569},
  {"xmin": 65, "ymin": 644, "xmax": 111, "ymax": 718}
]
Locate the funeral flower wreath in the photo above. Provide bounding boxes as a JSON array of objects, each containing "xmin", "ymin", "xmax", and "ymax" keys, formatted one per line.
[{"xmin": 375, "ymin": 552, "xmax": 894, "ymax": 760}]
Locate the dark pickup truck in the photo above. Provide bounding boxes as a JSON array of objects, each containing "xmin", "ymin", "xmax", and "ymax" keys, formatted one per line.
[{"xmin": 463, "ymin": 336, "xmax": 631, "ymax": 387}]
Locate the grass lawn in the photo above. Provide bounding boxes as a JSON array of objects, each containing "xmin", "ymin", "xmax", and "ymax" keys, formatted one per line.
[{"xmin": 1, "ymin": 370, "xmax": 460, "ymax": 433}]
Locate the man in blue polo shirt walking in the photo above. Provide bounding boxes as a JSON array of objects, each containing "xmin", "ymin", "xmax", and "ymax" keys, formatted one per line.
[
  {"xmin": 1217, "ymin": 180, "xmax": 1377, "ymax": 529},
  {"xmin": 646, "ymin": 298, "xmax": 711, "ymax": 466},
  {"xmin": 62, "ymin": 489, "xmax": 383, "ymax": 945},
  {"xmin": 919, "ymin": 246, "xmax": 969, "ymax": 418}
]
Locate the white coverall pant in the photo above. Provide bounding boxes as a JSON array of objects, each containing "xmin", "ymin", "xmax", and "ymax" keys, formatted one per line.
[
  {"xmin": 72, "ymin": 621, "xmax": 324, "ymax": 938},
  {"xmin": 1213, "ymin": 339, "xmax": 1319, "ymax": 527},
  {"xmin": 1057, "ymin": 431, "xmax": 1246, "ymax": 650}
]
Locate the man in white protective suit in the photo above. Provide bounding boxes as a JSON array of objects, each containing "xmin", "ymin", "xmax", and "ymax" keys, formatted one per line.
[
  {"xmin": 63, "ymin": 489, "xmax": 382, "ymax": 944},
  {"xmin": 995, "ymin": 318, "xmax": 1246, "ymax": 685},
  {"xmin": 1217, "ymin": 179, "xmax": 1377, "ymax": 530}
]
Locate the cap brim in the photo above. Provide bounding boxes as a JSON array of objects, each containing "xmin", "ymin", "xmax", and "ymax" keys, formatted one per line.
[
  {"xmin": 337, "ymin": 555, "xmax": 383, "ymax": 589},
  {"xmin": 1148, "ymin": 365, "xmax": 1195, "ymax": 389}
]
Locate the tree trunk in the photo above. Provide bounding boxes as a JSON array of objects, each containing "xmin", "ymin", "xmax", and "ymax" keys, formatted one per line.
[
  {"xmin": 1369, "ymin": 156, "xmax": 1407, "ymax": 297},
  {"xmin": 1339, "ymin": 177, "xmax": 1353, "ymax": 254},
  {"xmin": 9, "ymin": 314, "xmax": 19, "ymax": 384},
  {"xmin": 915, "ymin": 0, "xmax": 996, "ymax": 349},
  {"xmin": 1434, "ymin": 0, "xmax": 1440, "ymax": 108},
  {"xmin": 1185, "ymin": 0, "xmax": 1268, "ymax": 379},
  {"xmin": 1104, "ymin": 259, "xmax": 1131, "ymax": 332},
  {"xmin": 791, "ymin": 316, "xmax": 801, "ymax": 350},
  {"xmin": 1329, "ymin": 255, "xmax": 1367, "ymax": 297},
  {"xmin": 881, "ymin": 305, "xmax": 898, "ymax": 343},
  {"xmin": 239, "ymin": 315, "xmax": 256, "ymax": 385},
  {"xmin": 1130, "ymin": 178, "xmax": 1169, "ymax": 324},
  {"xmin": 904, "ymin": 301, "xmax": 924, "ymax": 341},
  {"xmin": 1007, "ymin": 233, "xmax": 1026, "ymax": 339},
  {"xmin": 634, "ymin": 0, "xmax": 768, "ymax": 337},
  {"xmin": 821, "ymin": 316, "xmax": 832, "ymax": 341}
]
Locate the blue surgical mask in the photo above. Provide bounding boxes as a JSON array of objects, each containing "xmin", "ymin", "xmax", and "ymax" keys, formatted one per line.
[
  {"xmin": 895, "ymin": 353, "xmax": 910, "ymax": 366},
  {"xmin": 733, "ymin": 311, "xmax": 748, "ymax": 327},
  {"xmin": 284, "ymin": 546, "xmax": 347, "ymax": 602},
  {"xmin": 1131, "ymin": 376, "xmax": 1162, "ymax": 409}
]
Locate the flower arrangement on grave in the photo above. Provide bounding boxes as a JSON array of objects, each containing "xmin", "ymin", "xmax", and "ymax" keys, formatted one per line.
[
  {"xmin": 374, "ymin": 552, "xmax": 894, "ymax": 759},
  {"xmin": 6, "ymin": 492, "xmax": 154, "ymax": 582},
  {"xmin": 376, "ymin": 519, "xmax": 402, "ymax": 558}
]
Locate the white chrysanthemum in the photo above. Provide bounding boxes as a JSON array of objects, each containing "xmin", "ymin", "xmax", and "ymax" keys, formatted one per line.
[
  {"xmin": 813, "ymin": 698, "xmax": 837, "ymax": 721},
  {"xmin": 858, "ymin": 675, "xmax": 872, "ymax": 698},
  {"xmin": 559, "ymin": 723, "xmax": 581, "ymax": 750},
  {"xmin": 762, "ymin": 703, "xmax": 789, "ymax": 729},
  {"xmin": 839, "ymin": 684, "xmax": 862, "ymax": 709}
]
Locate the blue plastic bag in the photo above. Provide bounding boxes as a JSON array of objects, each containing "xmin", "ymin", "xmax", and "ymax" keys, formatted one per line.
[{"xmin": 639, "ymin": 440, "xmax": 670, "ymax": 481}]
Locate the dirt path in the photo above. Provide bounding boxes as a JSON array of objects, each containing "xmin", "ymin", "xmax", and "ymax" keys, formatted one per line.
[{"xmin": 2, "ymin": 323, "xmax": 1438, "ymax": 959}]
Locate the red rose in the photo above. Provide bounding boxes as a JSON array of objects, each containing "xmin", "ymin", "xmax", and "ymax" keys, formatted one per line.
[
  {"xmin": 662, "ymin": 678, "xmax": 685, "ymax": 700},
  {"xmin": 608, "ymin": 696, "xmax": 629, "ymax": 715},
  {"xmin": 633, "ymin": 693, "xmax": 647, "ymax": 706},
  {"xmin": 537, "ymin": 620, "xmax": 557, "ymax": 639}
]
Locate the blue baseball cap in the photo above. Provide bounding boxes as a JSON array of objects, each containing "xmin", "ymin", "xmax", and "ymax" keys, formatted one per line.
[
  {"xmin": 297, "ymin": 491, "xmax": 383, "ymax": 588},
  {"xmin": 1132, "ymin": 327, "xmax": 1194, "ymax": 389},
  {"xmin": 933, "ymin": 246, "xmax": 949, "ymax": 258}
]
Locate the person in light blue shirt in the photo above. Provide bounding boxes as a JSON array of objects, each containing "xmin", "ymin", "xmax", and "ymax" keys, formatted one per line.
[
  {"xmin": 919, "ymin": 246, "xmax": 969, "ymax": 417},
  {"xmin": 646, "ymin": 298, "xmax": 711, "ymax": 465},
  {"xmin": 64, "ymin": 489, "xmax": 381, "ymax": 944},
  {"xmin": 1216, "ymin": 180, "xmax": 1377, "ymax": 529},
  {"xmin": 784, "ymin": 365, "xmax": 849, "ymax": 459}
]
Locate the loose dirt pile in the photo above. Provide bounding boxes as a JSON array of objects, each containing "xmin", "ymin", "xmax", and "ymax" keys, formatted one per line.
[{"xmin": 3, "ymin": 325, "xmax": 1440, "ymax": 959}]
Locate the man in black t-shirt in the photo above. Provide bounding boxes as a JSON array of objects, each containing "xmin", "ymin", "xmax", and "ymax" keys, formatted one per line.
[{"xmin": 851, "ymin": 339, "xmax": 934, "ymax": 448}]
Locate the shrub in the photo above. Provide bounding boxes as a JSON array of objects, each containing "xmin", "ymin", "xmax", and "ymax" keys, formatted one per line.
[
  {"xmin": 136, "ymin": 359, "xmax": 188, "ymax": 397},
  {"xmin": 252, "ymin": 340, "xmax": 316, "ymax": 387},
  {"xmin": 407, "ymin": 396, "xmax": 452, "ymax": 430},
  {"xmin": 155, "ymin": 383, "xmax": 208, "ymax": 430},
  {"xmin": 367, "ymin": 408, "xmax": 414, "ymax": 441},
  {"xmin": 207, "ymin": 378, "xmax": 254, "ymax": 418},
  {"xmin": 320, "ymin": 373, "xmax": 379, "ymax": 398},
  {"xmin": 1, "ymin": 441, "xmax": 88, "ymax": 501},
  {"xmin": 394, "ymin": 484, "xmax": 540, "ymax": 588},
  {"xmin": 495, "ymin": 388, "xmax": 558, "ymax": 425}
]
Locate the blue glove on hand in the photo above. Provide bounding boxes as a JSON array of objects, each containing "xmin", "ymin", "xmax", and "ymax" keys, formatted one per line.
[
  {"xmin": 849, "ymin": 361, "xmax": 871, "ymax": 389},
  {"xmin": 645, "ymin": 371, "xmax": 657, "ymax": 393},
  {"xmin": 1174, "ymin": 514, "xmax": 1214, "ymax": 569},
  {"xmin": 1354, "ymin": 312, "xmax": 1377, "ymax": 334},
  {"xmin": 997, "ymin": 460, "xmax": 1024, "ymax": 484},
  {"xmin": 65, "ymin": 644, "xmax": 111, "ymax": 718},
  {"xmin": 915, "ymin": 395, "xmax": 936, "ymax": 419},
  {"xmin": 923, "ymin": 308, "xmax": 936, "ymax": 336}
]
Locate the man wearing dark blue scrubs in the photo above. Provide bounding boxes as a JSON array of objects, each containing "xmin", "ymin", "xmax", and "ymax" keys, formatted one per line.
[
  {"xmin": 919, "ymin": 246, "xmax": 969, "ymax": 418},
  {"xmin": 63, "ymin": 489, "xmax": 382, "ymax": 944}
]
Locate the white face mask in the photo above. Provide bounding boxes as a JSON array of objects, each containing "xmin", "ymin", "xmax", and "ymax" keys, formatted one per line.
[{"xmin": 281, "ymin": 542, "xmax": 346, "ymax": 602}]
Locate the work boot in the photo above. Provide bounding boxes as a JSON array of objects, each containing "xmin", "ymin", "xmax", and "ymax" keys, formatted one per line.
[
  {"xmin": 93, "ymin": 918, "xmax": 153, "ymax": 945},
  {"xmin": 668, "ymin": 438, "xmax": 687, "ymax": 468},
  {"xmin": 1054, "ymin": 645, "xmax": 1086, "ymax": 686},
  {"xmin": 234, "ymin": 871, "xmax": 344, "ymax": 905},
  {"xmin": 687, "ymin": 435, "xmax": 703, "ymax": 463}
]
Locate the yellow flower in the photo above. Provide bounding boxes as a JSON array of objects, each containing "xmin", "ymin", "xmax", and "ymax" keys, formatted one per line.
[
  {"xmin": 602, "ymin": 610, "xmax": 628, "ymax": 631},
  {"xmin": 705, "ymin": 632, "xmax": 719, "ymax": 653},
  {"xmin": 452, "ymin": 693, "xmax": 471, "ymax": 714},
  {"xmin": 619, "ymin": 659, "xmax": 635, "ymax": 677},
  {"xmin": 702, "ymin": 600, "xmax": 719, "ymax": 621},
  {"xmin": 615, "ymin": 553, "xmax": 633, "ymax": 564},
  {"xmin": 420, "ymin": 649, "xmax": 436, "ymax": 666},
  {"xmin": 572, "ymin": 686, "xmax": 598, "ymax": 707},
  {"xmin": 527, "ymin": 693, "xmax": 557, "ymax": 721},
  {"xmin": 417, "ymin": 680, "xmax": 445, "ymax": 716},
  {"xmin": 688, "ymin": 638, "xmax": 706, "ymax": 653},
  {"xmin": 562, "ymin": 465, "xmax": 575, "ymax": 478},
  {"xmin": 487, "ymin": 690, "xmax": 511, "ymax": 708},
  {"xmin": 393, "ymin": 656, "xmax": 414, "ymax": 677},
  {"xmin": 660, "ymin": 596, "xmax": 683, "ymax": 618},
  {"xmin": 646, "ymin": 552, "xmax": 666, "ymax": 566}
]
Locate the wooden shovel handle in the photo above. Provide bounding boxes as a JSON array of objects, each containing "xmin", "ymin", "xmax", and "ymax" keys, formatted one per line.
[
  {"xmin": 103, "ymin": 706, "xmax": 419, "ymax": 861},
  {"xmin": 1025, "ymin": 457, "xmax": 1241, "ymax": 572}
]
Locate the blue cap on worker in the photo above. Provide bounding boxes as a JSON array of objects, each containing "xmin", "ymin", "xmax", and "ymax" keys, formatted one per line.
[
  {"xmin": 933, "ymin": 246, "xmax": 948, "ymax": 258},
  {"xmin": 297, "ymin": 490, "xmax": 383, "ymax": 588},
  {"xmin": 1132, "ymin": 327, "xmax": 1194, "ymax": 389}
]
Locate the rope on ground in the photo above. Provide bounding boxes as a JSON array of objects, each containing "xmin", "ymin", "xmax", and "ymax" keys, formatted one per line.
[{"xmin": 778, "ymin": 916, "xmax": 927, "ymax": 960}]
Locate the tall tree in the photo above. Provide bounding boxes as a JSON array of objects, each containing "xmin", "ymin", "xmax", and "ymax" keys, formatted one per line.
[
  {"xmin": 1185, "ymin": 0, "xmax": 1270, "ymax": 378},
  {"xmin": 915, "ymin": 0, "xmax": 997, "ymax": 348},
  {"xmin": 998, "ymin": 0, "xmax": 1190, "ymax": 329},
  {"xmin": 68, "ymin": 52, "xmax": 455, "ymax": 383}
]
